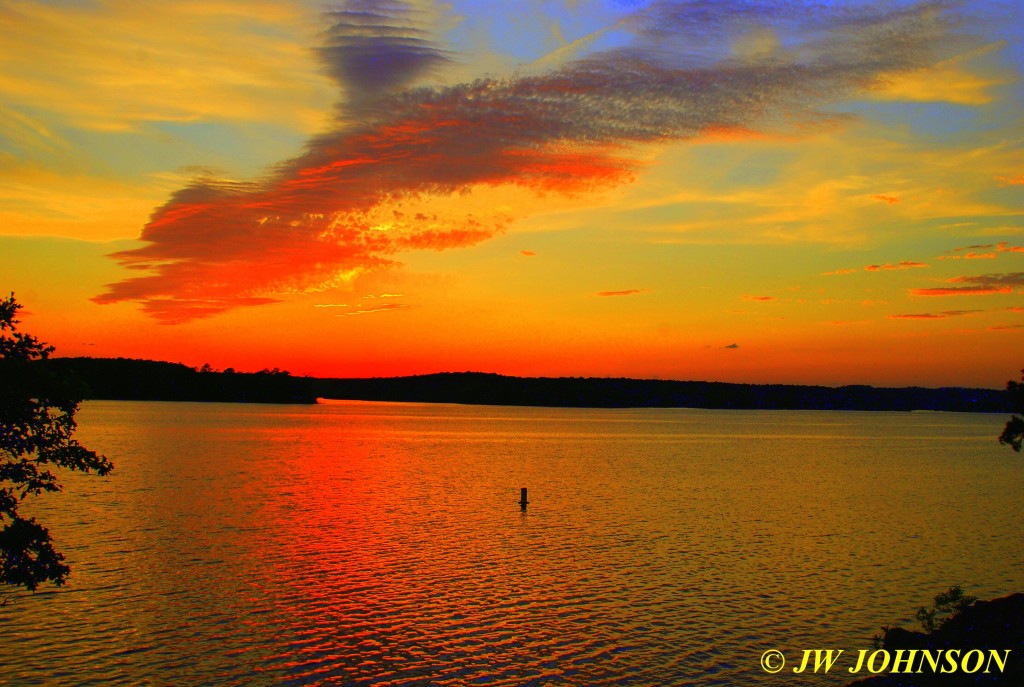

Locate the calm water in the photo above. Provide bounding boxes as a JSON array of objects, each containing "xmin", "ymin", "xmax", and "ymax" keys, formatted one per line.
[{"xmin": 1, "ymin": 401, "xmax": 1021, "ymax": 686}]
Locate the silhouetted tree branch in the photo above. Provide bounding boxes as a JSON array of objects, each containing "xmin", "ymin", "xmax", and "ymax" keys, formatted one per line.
[{"xmin": 1, "ymin": 294, "xmax": 112, "ymax": 599}]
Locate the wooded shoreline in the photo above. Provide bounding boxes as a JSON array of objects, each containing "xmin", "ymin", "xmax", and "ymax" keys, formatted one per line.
[{"xmin": 43, "ymin": 357, "xmax": 1010, "ymax": 412}]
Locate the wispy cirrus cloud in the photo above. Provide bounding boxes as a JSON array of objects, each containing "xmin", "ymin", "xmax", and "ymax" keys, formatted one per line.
[
  {"xmin": 888, "ymin": 309, "xmax": 982, "ymax": 319},
  {"xmin": 865, "ymin": 260, "xmax": 929, "ymax": 271},
  {"xmin": 93, "ymin": 0, "xmax": 974, "ymax": 322},
  {"xmin": 947, "ymin": 243, "xmax": 995, "ymax": 252},
  {"xmin": 912, "ymin": 272, "xmax": 1024, "ymax": 296},
  {"xmin": 312, "ymin": 293, "xmax": 403, "ymax": 309},
  {"xmin": 914, "ymin": 286, "xmax": 1014, "ymax": 296},
  {"xmin": 0, "ymin": 0, "xmax": 335, "ymax": 135},
  {"xmin": 338, "ymin": 303, "xmax": 411, "ymax": 316}
]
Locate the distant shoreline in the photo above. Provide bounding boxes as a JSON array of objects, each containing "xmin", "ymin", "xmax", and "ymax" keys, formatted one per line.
[{"xmin": 44, "ymin": 357, "xmax": 1010, "ymax": 413}]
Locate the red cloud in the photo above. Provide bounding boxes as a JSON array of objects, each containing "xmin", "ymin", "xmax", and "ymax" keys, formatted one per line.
[
  {"xmin": 92, "ymin": 0, "xmax": 971, "ymax": 322},
  {"xmin": 871, "ymin": 194, "xmax": 900, "ymax": 205},
  {"xmin": 596, "ymin": 289, "xmax": 648, "ymax": 297},
  {"xmin": 743, "ymin": 295, "xmax": 776, "ymax": 302}
]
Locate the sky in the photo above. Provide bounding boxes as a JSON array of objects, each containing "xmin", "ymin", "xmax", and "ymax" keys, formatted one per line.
[{"xmin": 2, "ymin": 0, "xmax": 1023, "ymax": 387}]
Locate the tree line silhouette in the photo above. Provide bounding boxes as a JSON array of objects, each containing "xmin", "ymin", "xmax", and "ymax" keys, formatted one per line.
[
  {"xmin": 39, "ymin": 357, "xmax": 318, "ymax": 404},
  {"xmin": 36, "ymin": 359, "xmax": 1011, "ymax": 412},
  {"xmin": 315, "ymin": 371, "xmax": 1009, "ymax": 412}
]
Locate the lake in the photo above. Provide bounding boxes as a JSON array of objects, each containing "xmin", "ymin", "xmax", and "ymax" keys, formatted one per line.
[{"xmin": 1, "ymin": 401, "xmax": 1021, "ymax": 686}]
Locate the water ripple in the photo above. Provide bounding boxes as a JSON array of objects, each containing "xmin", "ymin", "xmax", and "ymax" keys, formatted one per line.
[{"xmin": 0, "ymin": 402, "xmax": 1021, "ymax": 686}]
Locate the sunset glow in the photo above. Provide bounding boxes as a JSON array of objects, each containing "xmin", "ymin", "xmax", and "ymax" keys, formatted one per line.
[{"xmin": 3, "ymin": 0, "xmax": 1023, "ymax": 387}]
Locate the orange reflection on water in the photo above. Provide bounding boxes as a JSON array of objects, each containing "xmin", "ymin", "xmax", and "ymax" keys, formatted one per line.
[{"xmin": 2, "ymin": 401, "xmax": 1021, "ymax": 686}]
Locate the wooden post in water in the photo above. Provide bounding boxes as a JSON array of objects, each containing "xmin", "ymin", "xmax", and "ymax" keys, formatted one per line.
[{"xmin": 519, "ymin": 487, "xmax": 528, "ymax": 511}]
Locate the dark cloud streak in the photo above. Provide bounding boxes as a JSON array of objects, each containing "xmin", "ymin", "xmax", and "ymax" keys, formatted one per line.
[
  {"xmin": 888, "ymin": 309, "xmax": 982, "ymax": 319},
  {"xmin": 317, "ymin": 1, "xmax": 451, "ymax": 103}
]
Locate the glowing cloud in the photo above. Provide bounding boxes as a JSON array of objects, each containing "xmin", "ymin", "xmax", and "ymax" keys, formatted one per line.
[
  {"xmin": 92, "ymin": 0, "xmax": 975, "ymax": 322},
  {"xmin": 939, "ymin": 252, "xmax": 996, "ymax": 260},
  {"xmin": 911, "ymin": 272, "xmax": 1024, "ymax": 296}
]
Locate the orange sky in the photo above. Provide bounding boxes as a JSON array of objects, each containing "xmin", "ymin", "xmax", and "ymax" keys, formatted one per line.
[{"xmin": 2, "ymin": 0, "xmax": 1023, "ymax": 387}]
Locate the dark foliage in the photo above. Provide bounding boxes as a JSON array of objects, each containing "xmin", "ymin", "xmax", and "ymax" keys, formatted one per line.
[
  {"xmin": 1, "ymin": 294, "xmax": 113, "ymax": 597},
  {"xmin": 998, "ymin": 372, "xmax": 1024, "ymax": 451},
  {"xmin": 914, "ymin": 585, "xmax": 978, "ymax": 634},
  {"xmin": 851, "ymin": 592, "xmax": 1024, "ymax": 686}
]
